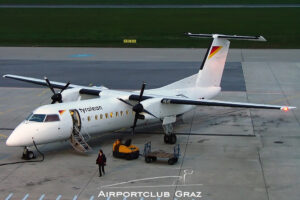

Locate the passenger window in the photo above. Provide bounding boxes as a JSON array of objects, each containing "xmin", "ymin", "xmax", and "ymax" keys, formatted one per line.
[
  {"xmin": 45, "ymin": 114, "xmax": 60, "ymax": 122},
  {"xmin": 100, "ymin": 114, "xmax": 103, "ymax": 119},
  {"xmin": 88, "ymin": 116, "xmax": 91, "ymax": 121},
  {"xmin": 95, "ymin": 115, "xmax": 98, "ymax": 120},
  {"xmin": 116, "ymin": 112, "xmax": 118, "ymax": 117},
  {"xmin": 105, "ymin": 113, "xmax": 108, "ymax": 119},
  {"xmin": 120, "ymin": 111, "xmax": 123, "ymax": 116},
  {"xmin": 110, "ymin": 112, "xmax": 113, "ymax": 118},
  {"xmin": 126, "ymin": 110, "xmax": 129, "ymax": 115}
]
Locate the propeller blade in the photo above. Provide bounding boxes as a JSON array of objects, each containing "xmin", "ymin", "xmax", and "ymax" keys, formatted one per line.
[
  {"xmin": 117, "ymin": 98, "xmax": 133, "ymax": 106},
  {"xmin": 131, "ymin": 82, "xmax": 147, "ymax": 135},
  {"xmin": 44, "ymin": 77, "xmax": 56, "ymax": 94},
  {"xmin": 60, "ymin": 81, "xmax": 70, "ymax": 93},
  {"xmin": 138, "ymin": 82, "xmax": 146, "ymax": 102},
  {"xmin": 132, "ymin": 113, "xmax": 139, "ymax": 135}
]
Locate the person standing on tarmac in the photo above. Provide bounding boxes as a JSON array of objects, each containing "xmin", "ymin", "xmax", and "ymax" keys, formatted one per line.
[{"xmin": 96, "ymin": 149, "xmax": 106, "ymax": 177}]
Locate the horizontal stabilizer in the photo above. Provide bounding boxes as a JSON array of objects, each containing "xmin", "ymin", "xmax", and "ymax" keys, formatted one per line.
[{"xmin": 185, "ymin": 32, "xmax": 266, "ymax": 41}]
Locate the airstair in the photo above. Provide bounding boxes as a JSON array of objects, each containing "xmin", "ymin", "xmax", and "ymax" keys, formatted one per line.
[
  {"xmin": 70, "ymin": 126, "xmax": 92, "ymax": 153},
  {"xmin": 69, "ymin": 109, "xmax": 92, "ymax": 153}
]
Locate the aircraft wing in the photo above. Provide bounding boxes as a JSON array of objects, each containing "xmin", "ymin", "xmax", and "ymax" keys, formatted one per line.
[
  {"xmin": 3, "ymin": 74, "xmax": 102, "ymax": 96},
  {"xmin": 161, "ymin": 97, "xmax": 296, "ymax": 111}
]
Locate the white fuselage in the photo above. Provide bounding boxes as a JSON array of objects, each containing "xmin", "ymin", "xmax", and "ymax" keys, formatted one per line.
[{"xmin": 6, "ymin": 86, "xmax": 220, "ymax": 147}]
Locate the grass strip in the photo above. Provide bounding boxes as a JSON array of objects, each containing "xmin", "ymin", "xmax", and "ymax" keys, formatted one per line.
[{"xmin": 0, "ymin": 8, "xmax": 299, "ymax": 48}]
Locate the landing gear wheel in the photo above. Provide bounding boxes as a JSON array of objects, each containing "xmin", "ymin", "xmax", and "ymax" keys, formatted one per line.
[
  {"xmin": 22, "ymin": 147, "xmax": 36, "ymax": 160},
  {"xmin": 164, "ymin": 135, "xmax": 170, "ymax": 144},
  {"xmin": 169, "ymin": 134, "xmax": 177, "ymax": 144},
  {"xmin": 28, "ymin": 151, "xmax": 35, "ymax": 159},
  {"xmin": 164, "ymin": 134, "xmax": 177, "ymax": 144}
]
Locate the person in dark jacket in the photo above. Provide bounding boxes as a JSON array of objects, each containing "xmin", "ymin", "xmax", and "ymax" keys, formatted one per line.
[{"xmin": 96, "ymin": 149, "xmax": 106, "ymax": 177}]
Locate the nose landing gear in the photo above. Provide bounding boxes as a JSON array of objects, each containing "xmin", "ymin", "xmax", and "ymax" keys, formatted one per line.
[{"xmin": 22, "ymin": 147, "xmax": 36, "ymax": 160}]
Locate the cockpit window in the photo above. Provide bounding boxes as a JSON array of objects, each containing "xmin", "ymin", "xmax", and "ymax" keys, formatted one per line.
[
  {"xmin": 28, "ymin": 114, "xmax": 46, "ymax": 122},
  {"xmin": 26, "ymin": 113, "xmax": 33, "ymax": 120},
  {"xmin": 45, "ymin": 114, "xmax": 60, "ymax": 122}
]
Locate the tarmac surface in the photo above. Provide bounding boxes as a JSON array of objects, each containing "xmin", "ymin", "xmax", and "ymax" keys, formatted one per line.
[{"xmin": 0, "ymin": 47, "xmax": 300, "ymax": 200}]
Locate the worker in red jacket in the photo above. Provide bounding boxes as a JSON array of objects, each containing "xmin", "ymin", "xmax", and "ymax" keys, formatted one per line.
[{"xmin": 96, "ymin": 149, "xmax": 106, "ymax": 177}]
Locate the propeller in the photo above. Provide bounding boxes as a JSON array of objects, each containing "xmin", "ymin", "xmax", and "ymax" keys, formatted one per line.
[
  {"xmin": 131, "ymin": 82, "xmax": 147, "ymax": 134},
  {"xmin": 118, "ymin": 82, "xmax": 159, "ymax": 135},
  {"xmin": 44, "ymin": 77, "xmax": 70, "ymax": 104}
]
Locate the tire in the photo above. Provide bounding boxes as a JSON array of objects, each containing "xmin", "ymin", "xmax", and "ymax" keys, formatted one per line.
[
  {"xmin": 28, "ymin": 151, "xmax": 35, "ymax": 160},
  {"xmin": 152, "ymin": 157, "xmax": 157, "ymax": 162},
  {"xmin": 126, "ymin": 154, "xmax": 132, "ymax": 160},
  {"xmin": 174, "ymin": 157, "xmax": 178, "ymax": 163},
  {"xmin": 169, "ymin": 134, "xmax": 177, "ymax": 144},
  {"xmin": 145, "ymin": 157, "xmax": 152, "ymax": 163},
  {"xmin": 164, "ymin": 135, "xmax": 169, "ymax": 144},
  {"xmin": 168, "ymin": 158, "xmax": 175, "ymax": 165}
]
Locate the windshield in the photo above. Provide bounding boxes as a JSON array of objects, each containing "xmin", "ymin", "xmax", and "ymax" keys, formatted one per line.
[
  {"xmin": 26, "ymin": 113, "xmax": 33, "ymax": 120},
  {"xmin": 45, "ymin": 114, "xmax": 60, "ymax": 122},
  {"xmin": 28, "ymin": 114, "xmax": 46, "ymax": 122}
]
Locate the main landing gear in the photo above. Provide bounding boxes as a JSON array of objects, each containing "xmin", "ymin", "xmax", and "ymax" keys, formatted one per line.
[
  {"xmin": 164, "ymin": 134, "xmax": 177, "ymax": 144},
  {"xmin": 22, "ymin": 147, "xmax": 36, "ymax": 160},
  {"xmin": 163, "ymin": 123, "xmax": 177, "ymax": 144}
]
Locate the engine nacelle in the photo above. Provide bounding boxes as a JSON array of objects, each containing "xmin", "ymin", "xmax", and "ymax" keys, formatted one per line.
[
  {"xmin": 61, "ymin": 88, "xmax": 82, "ymax": 102},
  {"xmin": 141, "ymin": 97, "xmax": 194, "ymax": 120}
]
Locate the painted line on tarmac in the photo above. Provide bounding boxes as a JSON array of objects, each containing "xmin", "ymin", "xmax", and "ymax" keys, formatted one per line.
[
  {"xmin": 69, "ymin": 54, "xmax": 94, "ymax": 58},
  {"xmin": 22, "ymin": 193, "xmax": 29, "ymax": 200},
  {"xmin": 102, "ymin": 175, "xmax": 182, "ymax": 188},
  {"xmin": 0, "ymin": 106, "xmax": 26, "ymax": 116},
  {"xmin": 37, "ymin": 89, "xmax": 49, "ymax": 97},
  {"xmin": 269, "ymin": 93, "xmax": 300, "ymax": 104},
  {"xmin": 89, "ymin": 196, "xmax": 94, "ymax": 200},
  {"xmin": 0, "ymin": 154, "xmax": 10, "ymax": 160},
  {"xmin": 0, "ymin": 134, "xmax": 8, "ymax": 139},
  {"xmin": 5, "ymin": 193, "xmax": 13, "ymax": 200},
  {"xmin": 73, "ymin": 195, "xmax": 78, "ymax": 200},
  {"xmin": 39, "ymin": 194, "xmax": 45, "ymax": 200},
  {"xmin": 56, "ymin": 195, "xmax": 62, "ymax": 200}
]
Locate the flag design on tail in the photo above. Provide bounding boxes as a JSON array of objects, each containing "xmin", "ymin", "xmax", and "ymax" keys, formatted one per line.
[{"xmin": 208, "ymin": 46, "xmax": 222, "ymax": 59}]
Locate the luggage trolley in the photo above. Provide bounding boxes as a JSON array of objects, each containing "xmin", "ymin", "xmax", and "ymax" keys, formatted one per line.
[{"xmin": 143, "ymin": 141, "xmax": 180, "ymax": 165}]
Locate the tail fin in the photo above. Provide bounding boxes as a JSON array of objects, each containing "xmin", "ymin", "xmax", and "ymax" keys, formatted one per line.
[
  {"xmin": 162, "ymin": 33, "xmax": 266, "ymax": 90},
  {"xmin": 189, "ymin": 33, "xmax": 266, "ymax": 87}
]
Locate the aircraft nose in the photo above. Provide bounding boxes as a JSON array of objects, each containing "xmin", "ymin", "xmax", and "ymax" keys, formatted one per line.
[
  {"xmin": 6, "ymin": 124, "xmax": 33, "ymax": 147},
  {"xmin": 6, "ymin": 132, "xmax": 20, "ymax": 146}
]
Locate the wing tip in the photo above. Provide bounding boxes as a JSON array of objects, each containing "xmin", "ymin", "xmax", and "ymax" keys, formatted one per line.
[
  {"xmin": 258, "ymin": 36, "xmax": 267, "ymax": 42},
  {"xmin": 281, "ymin": 106, "xmax": 296, "ymax": 111}
]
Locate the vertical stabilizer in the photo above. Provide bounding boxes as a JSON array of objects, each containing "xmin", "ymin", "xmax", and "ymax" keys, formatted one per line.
[
  {"xmin": 161, "ymin": 33, "xmax": 266, "ymax": 90},
  {"xmin": 196, "ymin": 35, "xmax": 230, "ymax": 87}
]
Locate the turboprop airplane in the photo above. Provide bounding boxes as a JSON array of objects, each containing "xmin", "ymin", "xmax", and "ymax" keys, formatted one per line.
[{"xmin": 3, "ymin": 33, "xmax": 296, "ymax": 159}]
